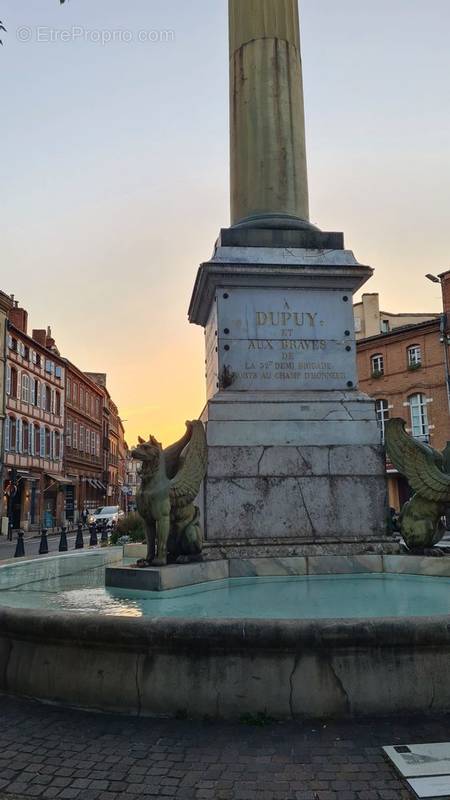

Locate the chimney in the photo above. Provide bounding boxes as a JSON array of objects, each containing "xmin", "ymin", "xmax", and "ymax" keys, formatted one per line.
[
  {"xmin": 46, "ymin": 326, "xmax": 56, "ymax": 350},
  {"xmin": 32, "ymin": 329, "xmax": 47, "ymax": 348},
  {"xmin": 362, "ymin": 293, "xmax": 381, "ymax": 338},
  {"xmin": 439, "ymin": 271, "xmax": 450, "ymax": 328},
  {"xmin": 8, "ymin": 305, "xmax": 28, "ymax": 335}
]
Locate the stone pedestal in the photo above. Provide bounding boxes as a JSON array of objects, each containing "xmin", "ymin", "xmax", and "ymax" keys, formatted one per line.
[{"xmin": 189, "ymin": 229, "xmax": 389, "ymax": 557}]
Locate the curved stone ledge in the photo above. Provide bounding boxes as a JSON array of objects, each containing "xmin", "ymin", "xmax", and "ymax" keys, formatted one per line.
[{"xmin": 2, "ymin": 606, "xmax": 450, "ymax": 719}]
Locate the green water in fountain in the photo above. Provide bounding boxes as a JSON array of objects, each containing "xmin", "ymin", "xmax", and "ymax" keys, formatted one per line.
[{"xmin": 1, "ymin": 555, "xmax": 450, "ymax": 619}]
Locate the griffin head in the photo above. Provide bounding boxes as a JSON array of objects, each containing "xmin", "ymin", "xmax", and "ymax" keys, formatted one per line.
[{"xmin": 132, "ymin": 436, "xmax": 163, "ymax": 471}]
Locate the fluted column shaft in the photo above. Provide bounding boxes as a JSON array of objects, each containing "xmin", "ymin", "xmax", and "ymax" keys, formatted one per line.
[{"xmin": 229, "ymin": 0, "xmax": 310, "ymax": 229}]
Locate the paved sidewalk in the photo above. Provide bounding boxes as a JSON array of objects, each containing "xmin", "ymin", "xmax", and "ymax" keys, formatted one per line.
[
  {"xmin": 1, "ymin": 695, "xmax": 446, "ymax": 799},
  {"xmin": 0, "ymin": 530, "xmax": 92, "ymax": 562}
]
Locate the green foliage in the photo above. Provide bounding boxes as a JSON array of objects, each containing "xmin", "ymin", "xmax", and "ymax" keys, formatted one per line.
[
  {"xmin": 371, "ymin": 369, "xmax": 384, "ymax": 379},
  {"xmin": 110, "ymin": 512, "xmax": 145, "ymax": 545},
  {"xmin": 408, "ymin": 362, "xmax": 422, "ymax": 371}
]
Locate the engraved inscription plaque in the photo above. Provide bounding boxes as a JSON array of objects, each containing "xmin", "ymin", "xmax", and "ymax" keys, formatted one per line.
[{"xmin": 206, "ymin": 288, "xmax": 357, "ymax": 394}]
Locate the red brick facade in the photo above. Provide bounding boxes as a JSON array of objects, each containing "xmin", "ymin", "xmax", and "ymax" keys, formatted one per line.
[
  {"xmin": 63, "ymin": 362, "xmax": 105, "ymax": 520},
  {"xmin": 2, "ymin": 317, "xmax": 66, "ymax": 531},
  {"xmin": 1, "ymin": 296, "xmax": 126, "ymax": 532},
  {"xmin": 357, "ymin": 308, "xmax": 450, "ymax": 509}
]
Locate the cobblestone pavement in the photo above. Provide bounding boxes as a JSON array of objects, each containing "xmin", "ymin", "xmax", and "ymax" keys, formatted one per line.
[{"xmin": 2, "ymin": 695, "xmax": 449, "ymax": 799}]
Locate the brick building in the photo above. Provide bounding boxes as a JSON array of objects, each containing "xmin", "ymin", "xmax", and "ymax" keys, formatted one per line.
[
  {"xmin": 0, "ymin": 292, "xmax": 14, "ymax": 534},
  {"xmin": 0, "ymin": 295, "xmax": 127, "ymax": 534},
  {"xmin": 353, "ymin": 293, "xmax": 438, "ymax": 340},
  {"xmin": 1, "ymin": 305, "xmax": 67, "ymax": 531},
  {"xmin": 63, "ymin": 362, "xmax": 106, "ymax": 521},
  {"xmin": 84, "ymin": 374, "xmax": 125, "ymax": 508},
  {"xmin": 356, "ymin": 271, "xmax": 450, "ymax": 511}
]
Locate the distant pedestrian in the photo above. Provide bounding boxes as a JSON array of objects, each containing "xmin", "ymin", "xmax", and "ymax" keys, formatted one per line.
[{"xmin": 82, "ymin": 508, "xmax": 88, "ymax": 527}]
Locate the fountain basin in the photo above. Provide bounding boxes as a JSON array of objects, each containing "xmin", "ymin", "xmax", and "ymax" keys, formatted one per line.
[{"xmin": 1, "ymin": 551, "xmax": 450, "ymax": 719}]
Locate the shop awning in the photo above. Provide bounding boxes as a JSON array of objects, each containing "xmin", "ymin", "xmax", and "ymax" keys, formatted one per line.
[
  {"xmin": 45, "ymin": 474, "xmax": 75, "ymax": 486},
  {"xmin": 87, "ymin": 479, "xmax": 103, "ymax": 489}
]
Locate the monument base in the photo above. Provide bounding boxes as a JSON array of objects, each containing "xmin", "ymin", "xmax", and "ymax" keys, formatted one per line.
[
  {"xmin": 190, "ymin": 237, "xmax": 389, "ymax": 557},
  {"xmin": 200, "ymin": 391, "xmax": 390, "ymax": 557}
]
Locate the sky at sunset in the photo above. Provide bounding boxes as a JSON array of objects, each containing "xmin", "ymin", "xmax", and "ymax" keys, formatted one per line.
[{"xmin": 2, "ymin": 0, "xmax": 450, "ymax": 447}]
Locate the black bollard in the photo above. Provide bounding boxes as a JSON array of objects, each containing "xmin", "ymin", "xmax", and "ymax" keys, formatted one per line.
[
  {"xmin": 89, "ymin": 524, "xmax": 98, "ymax": 547},
  {"xmin": 14, "ymin": 530, "xmax": 25, "ymax": 558},
  {"xmin": 101, "ymin": 522, "xmax": 108, "ymax": 546},
  {"xmin": 59, "ymin": 526, "xmax": 68, "ymax": 552},
  {"xmin": 75, "ymin": 522, "xmax": 84, "ymax": 549},
  {"xmin": 38, "ymin": 528, "xmax": 49, "ymax": 555}
]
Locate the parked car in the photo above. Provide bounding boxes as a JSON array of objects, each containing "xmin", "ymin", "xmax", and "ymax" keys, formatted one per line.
[{"xmin": 88, "ymin": 506, "xmax": 124, "ymax": 529}]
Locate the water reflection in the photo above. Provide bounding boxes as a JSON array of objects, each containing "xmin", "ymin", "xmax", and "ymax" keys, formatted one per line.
[{"xmin": 1, "ymin": 573, "xmax": 450, "ymax": 619}]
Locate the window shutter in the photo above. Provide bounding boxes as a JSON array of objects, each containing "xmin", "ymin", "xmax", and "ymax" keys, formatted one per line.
[
  {"xmin": 4, "ymin": 418, "xmax": 10, "ymax": 451},
  {"xmin": 6, "ymin": 365, "xmax": 11, "ymax": 396},
  {"xmin": 17, "ymin": 419, "xmax": 22, "ymax": 453}
]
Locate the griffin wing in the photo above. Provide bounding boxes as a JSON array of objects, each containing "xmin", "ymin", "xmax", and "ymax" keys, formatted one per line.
[
  {"xmin": 385, "ymin": 418, "xmax": 450, "ymax": 501},
  {"xmin": 169, "ymin": 421, "xmax": 207, "ymax": 507},
  {"xmin": 164, "ymin": 422, "xmax": 193, "ymax": 480}
]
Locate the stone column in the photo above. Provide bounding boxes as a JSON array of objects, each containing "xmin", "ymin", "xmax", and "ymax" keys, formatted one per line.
[{"xmin": 229, "ymin": 0, "xmax": 310, "ymax": 229}]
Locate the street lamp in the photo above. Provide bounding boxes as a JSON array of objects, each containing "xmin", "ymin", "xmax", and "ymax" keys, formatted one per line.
[{"xmin": 426, "ymin": 273, "xmax": 441, "ymax": 284}]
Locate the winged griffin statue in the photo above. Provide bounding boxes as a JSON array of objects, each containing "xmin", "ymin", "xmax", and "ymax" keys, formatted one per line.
[
  {"xmin": 132, "ymin": 421, "xmax": 207, "ymax": 566},
  {"xmin": 385, "ymin": 418, "xmax": 450, "ymax": 550}
]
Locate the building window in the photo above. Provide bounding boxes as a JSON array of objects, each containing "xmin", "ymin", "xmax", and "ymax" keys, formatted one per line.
[
  {"xmin": 409, "ymin": 393, "xmax": 429, "ymax": 442},
  {"xmin": 95, "ymin": 397, "xmax": 100, "ymax": 418},
  {"xmin": 21, "ymin": 373, "xmax": 30, "ymax": 404},
  {"xmin": 6, "ymin": 364, "xmax": 11, "ymax": 396},
  {"xmin": 371, "ymin": 354, "xmax": 384, "ymax": 377},
  {"xmin": 96, "ymin": 433, "xmax": 100, "ymax": 457},
  {"xmin": 407, "ymin": 345, "xmax": 422, "ymax": 369},
  {"xmin": 22, "ymin": 420, "xmax": 29, "ymax": 454},
  {"xmin": 9, "ymin": 417, "xmax": 17, "ymax": 451},
  {"xmin": 34, "ymin": 425, "xmax": 40, "ymax": 456},
  {"xmin": 54, "ymin": 431, "xmax": 61, "ymax": 460},
  {"xmin": 381, "ymin": 320, "xmax": 390, "ymax": 334},
  {"xmin": 45, "ymin": 428, "xmax": 51, "ymax": 458},
  {"xmin": 45, "ymin": 360, "xmax": 53, "ymax": 374},
  {"xmin": 91, "ymin": 431, "xmax": 95, "ymax": 455},
  {"xmin": 55, "ymin": 366, "xmax": 62, "ymax": 379},
  {"xmin": 10, "ymin": 337, "xmax": 17, "ymax": 352},
  {"xmin": 73, "ymin": 422, "xmax": 78, "ymax": 450},
  {"xmin": 40, "ymin": 427, "xmax": 46, "ymax": 457},
  {"xmin": 66, "ymin": 418, "xmax": 72, "ymax": 448},
  {"xmin": 55, "ymin": 391, "xmax": 61, "ymax": 416},
  {"xmin": 73, "ymin": 383, "xmax": 78, "ymax": 405},
  {"xmin": 44, "ymin": 385, "xmax": 51, "ymax": 412},
  {"xmin": 375, "ymin": 399, "xmax": 389, "ymax": 443},
  {"xmin": 66, "ymin": 378, "xmax": 71, "ymax": 401},
  {"xmin": 10, "ymin": 367, "xmax": 18, "ymax": 398},
  {"xmin": 80, "ymin": 425, "xmax": 85, "ymax": 451},
  {"xmin": 16, "ymin": 419, "xmax": 22, "ymax": 453},
  {"xmin": 35, "ymin": 352, "xmax": 41, "ymax": 368},
  {"xmin": 30, "ymin": 424, "xmax": 35, "ymax": 456}
]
